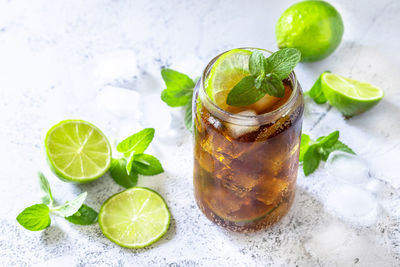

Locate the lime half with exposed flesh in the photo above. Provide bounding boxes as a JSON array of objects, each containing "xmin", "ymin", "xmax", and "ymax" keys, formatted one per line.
[
  {"xmin": 45, "ymin": 120, "xmax": 112, "ymax": 183},
  {"xmin": 321, "ymin": 73, "xmax": 384, "ymax": 116}
]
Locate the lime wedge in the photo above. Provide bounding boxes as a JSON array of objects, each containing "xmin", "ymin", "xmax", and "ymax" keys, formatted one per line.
[
  {"xmin": 206, "ymin": 49, "xmax": 251, "ymax": 111},
  {"xmin": 99, "ymin": 187, "xmax": 171, "ymax": 248},
  {"xmin": 321, "ymin": 73, "xmax": 384, "ymax": 116},
  {"xmin": 45, "ymin": 120, "xmax": 112, "ymax": 183}
]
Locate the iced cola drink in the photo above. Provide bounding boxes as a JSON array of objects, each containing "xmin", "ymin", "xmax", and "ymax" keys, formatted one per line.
[{"xmin": 193, "ymin": 48, "xmax": 304, "ymax": 232}]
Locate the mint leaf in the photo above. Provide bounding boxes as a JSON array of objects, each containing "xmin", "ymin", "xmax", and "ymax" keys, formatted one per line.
[
  {"xmin": 160, "ymin": 69, "xmax": 195, "ymax": 131},
  {"xmin": 161, "ymin": 88, "xmax": 193, "ymax": 107},
  {"xmin": 299, "ymin": 133, "xmax": 311, "ymax": 162},
  {"xmin": 320, "ymin": 140, "xmax": 356, "ymax": 161},
  {"xmin": 38, "ymin": 172, "xmax": 53, "ymax": 206},
  {"xmin": 126, "ymin": 153, "xmax": 135, "ymax": 175},
  {"xmin": 254, "ymin": 73, "xmax": 266, "ymax": 89},
  {"xmin": 110, "ymin": 158, "xmax": 138, "ymax": 188},
  {"xmin": 130, "ymin": 154, "xmax": 164, "ymax": 176},
  {"xmin": 16, "ymin": 204, "xmax": 51, "ymax": 231},
  {"xmin": 116, "ymin": 128, "xmax": 154, "ymax": 155},
  {"xmin": 51, "ymin": 192, "xmax": 87, "ymax": 217},
  {"xmin": 226, "ymin": 76, "xmax": 265, "ymax": 106},
  {"xmin": 161, "ymin": 68, "xmax": 195, "ymax": 107},
  {"xmin": 226, "ymin": 49, "xmax": 300, "ymax": 106},
  {"xmin": 306, "ymin": 72, "xmax": 329, "ymax": 104},
  {"xmin": 331, "ymin": 140, "xmax": 355, "ymax": 154},
  {"xmin": 249, "ymin": 51, "xmax": 266, "ymax": 76},
  {"xmin": 184, "ymin": 101, "xmax": 193, "ymax": 132},
  {"xmin": 65, "ymin": 204, "xmax": 98, "ymax": 225},
  {"xmin": 263, "ymin": 73, "xmax": 285, "ymax": 97},
  {"xmin": 317, "ymin": 131, "xmax": 339, "ymax": 149},
  {"xmin": 264, "ymin": 48, "xmax": 301, "ymax": 80},
  {"xmin": 301, "ymin": 131, "xmax": 355, "ymax": 175},
  {"xmin": 161, "ymin": 68, "xmax": 195, "ymax": 93},
  {"xmin": 303, "ymin": 145, "xmax": 321, "ymax": 176}
]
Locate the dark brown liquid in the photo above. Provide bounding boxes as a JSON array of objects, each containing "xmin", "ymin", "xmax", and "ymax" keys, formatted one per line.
[{"xmin": 193, "ymin": 81, "xmax": 303, "ymax": 232}]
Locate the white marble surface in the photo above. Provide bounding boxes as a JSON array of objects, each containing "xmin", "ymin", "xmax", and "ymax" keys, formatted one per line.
[{"xmin": 1, "ymin": 0, "xmax": 400, "ymax": 266}]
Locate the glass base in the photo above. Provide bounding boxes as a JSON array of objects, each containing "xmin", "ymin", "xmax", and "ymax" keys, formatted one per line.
[{"xmin": 195, "ymin": 189, "xmax": 295, "ymax": 232}]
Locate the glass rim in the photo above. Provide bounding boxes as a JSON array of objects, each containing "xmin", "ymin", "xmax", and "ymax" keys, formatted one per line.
[{"xmin": 199, "ymin": 47, "xmax": 300, "ymax": 124}]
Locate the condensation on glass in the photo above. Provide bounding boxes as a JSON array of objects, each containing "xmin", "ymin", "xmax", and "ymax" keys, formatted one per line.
[{"xmin": 193, "ymin": 48, "xmax": 304, "ymax": 232}]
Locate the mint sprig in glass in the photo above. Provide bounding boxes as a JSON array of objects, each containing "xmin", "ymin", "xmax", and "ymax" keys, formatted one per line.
[{"xmin": 227, "ymin": 48, "xmax": 301, "ymax": 106}]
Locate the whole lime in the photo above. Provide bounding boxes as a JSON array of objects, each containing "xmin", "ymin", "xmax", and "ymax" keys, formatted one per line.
[{"xmin": 275, "ymin": 0, "xmax": 344, "ymax": 62}]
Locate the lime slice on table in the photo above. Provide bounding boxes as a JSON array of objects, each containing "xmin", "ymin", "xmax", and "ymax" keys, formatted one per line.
[
  {"xmin": 45, "ymin": 120, "xmax": 112, "ymax": 183},
  {"xmin": 99, "ymin": 187, "xmax": 171, "ymax": 248},
  {"xmin": 206, "ymin": 49, "xmax": 251, "ymax": 111},
  {"xmin": 321, "ymin": 73, "xmax": 384, "ymax": 117}
]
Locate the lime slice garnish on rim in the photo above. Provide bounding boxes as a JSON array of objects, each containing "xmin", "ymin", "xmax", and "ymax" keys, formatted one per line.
[
  {"xmin": 205, "ymin": 48, "xmax": 286, "ymax": 114},
  {"xmin": 206, "ymin": 49, "xmax": 251, "ymax": 111},
  {"xmin": 321, "ymin": 73, "xmax": 384, "ymax": 116},
  {"xmin": 45, "ymin": 120, "xmax": 112, "ymax": 183},
  {"xmin": 99, "ymin": 187, "xmax": 171, "ymax": 248}
]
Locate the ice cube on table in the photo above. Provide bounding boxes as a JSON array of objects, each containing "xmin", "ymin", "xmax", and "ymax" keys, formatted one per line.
[
  {"xmin": 96, "ymin": 86, "xmax": 142, "ymax": 119},
  {"xmin": 116, "ymin": 120, "xmax": 146, "ymax": 141},
  {"xmin": 364, "ymin": 179, "xmax": 384, "ymax": 194},
  {"xmin": 140, "ymin": 94, "xmax": 172, "ymax": 134},
  {"xmin": 325, "ymin": 151, "xmax": 370, "ymax": 185},
  {"xmin": 93, "ymin": 50, "xmax": 138, "ymax": 83},
  {"xmin": 112, "ymin": 120, "xmax": 145, "ymax": 157},
  {"xmin": 325, "ymin": 185, "xmax": 379, "ymax": 226},
  {"xmin": 305, "ymin": 223, "xmax": 351, "ymax": 259},
  {"xmin": 169, "ymin": 54, "xmax": 204, "ymax": 78},
  {"xmin": 305, "ymin": 220, "xmax": 396, "ymax": 265},
  {"xmin": 224, "ymin": 110, "xmax": 259, "ymax": 138}
]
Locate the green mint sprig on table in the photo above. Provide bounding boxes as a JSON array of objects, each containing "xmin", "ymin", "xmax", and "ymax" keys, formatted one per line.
[
  {"xmin": 226, "ymin": 48, "xmax": 301, "ymax": 107},
  {"xmin": 110, "ymin": 158, "xmax": 138, "ymax": 188},
  {"xmin": 160, "ymin": 68, "xmax": 196, "ymax": 131},
  {"xmin": 16, "ymin": 172, "xmax": 97, "ymax": 231},
  {"xmin": 300, "ymin": 131, "xmax": 355, "ymax": 176},
  {"xmin": 110, "ymin": 128, "xmax": 164, "ymax": 188},
  {"xmin": 65, "ymin": 204, "xmax": 98, "ymax": 225},
  {"xmin": 304, "ymin": 71, "xmax": 330, "ymax": 104}
]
